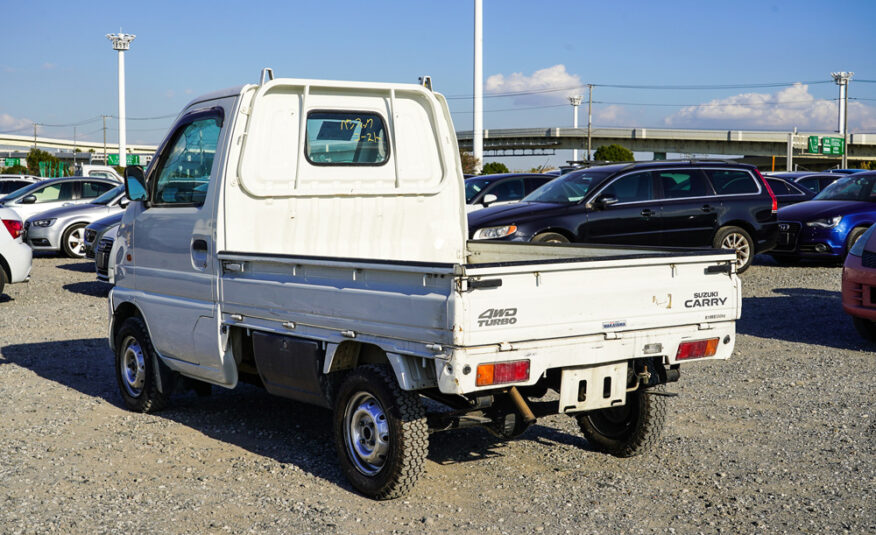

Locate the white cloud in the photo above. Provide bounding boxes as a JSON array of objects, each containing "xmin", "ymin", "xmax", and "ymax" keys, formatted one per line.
[
  {"xmin": 42, "ymin": 62, "xmax": 56, "ymax": 70},
  {"xmin": 0, "ymin": 113, "xmax": 32, "ymax": 134},
  {"xmin": 165, "ymin": 90, "xmax": 175, "ymax": 99},
  {"xmin": 485, "ymin": 64, "xmax": 583, "ymax": 104},
  {"xmin": 663, "ymin": 83, "xmax": 876, "ymax": 131}
]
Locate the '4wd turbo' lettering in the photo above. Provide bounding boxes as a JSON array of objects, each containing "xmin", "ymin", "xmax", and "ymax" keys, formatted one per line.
[
  {"xmin": 685, "ymin": 291, "xmax": 727, "ymax": 308},
  {"xmin": 478, "ymin": 308, "xmax": 518, "ymax": 327}
]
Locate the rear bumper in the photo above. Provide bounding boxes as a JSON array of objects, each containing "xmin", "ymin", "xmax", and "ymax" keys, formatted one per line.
[
  {"xmin": 842, "ymin": 255, "xmax": 876, "ymax": 320},
  {"xmin": 437, "ymin": 321, "xmax": 736, "ymax": 395},
  {"xmin": 4, "ymin": 239, "xmax": 33, "ymax": 283}
]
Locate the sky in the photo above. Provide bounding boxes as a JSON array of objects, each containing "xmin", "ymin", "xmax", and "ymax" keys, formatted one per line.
[{"xmin": 2, "ymin": 0, "xmax": 875, "ymax": 170}]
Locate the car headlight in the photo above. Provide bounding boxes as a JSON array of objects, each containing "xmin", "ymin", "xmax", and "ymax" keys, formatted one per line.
[
  {"xmin": 473, "ymin": 224, "xmax": 518, "ymax": 240},
  {"xmin": 806, "ymin": 216, "xmax": 842, "ymax": 228},
  {"xmin": 31, "ymin": 218, "xmax": 56, "ymax": 227}
]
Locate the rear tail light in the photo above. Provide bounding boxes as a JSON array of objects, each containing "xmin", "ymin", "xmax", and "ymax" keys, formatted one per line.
[
  {"xmin": 2, "ymin": 219, "xmax": 22, "ymax": 240},
  {"xmin": 676, "ymin": 338, "xmax": 719, "ymax": 360},
  {"xmin": 754, "ymin": 169, "xmax": 778, "ymax": 214},
  {"xmin": 476, "ymin": 359, "xmax": 530, "ymax": 386}
]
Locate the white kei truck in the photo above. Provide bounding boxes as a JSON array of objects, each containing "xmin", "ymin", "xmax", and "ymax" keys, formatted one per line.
[{"xmin": 109, "ymin": 69, "xmax": 741, "ymax": 500}]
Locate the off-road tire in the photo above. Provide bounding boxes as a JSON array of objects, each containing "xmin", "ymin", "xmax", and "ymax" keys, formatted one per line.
[
  {"xmin": 577, "ymin": 384, "xmax": 667, "ymax": 457},
  {"xmin": 713, "ymin": 226, "xmax": 754, "ymax": 274},
  {"xmin": 61, "ymin": 223, "xmax": 88, "ymax": 258},
  {"xmin": 531, "ymin": 232, "xmax": 570, "ymax": 244},
  {"xmin": 853, "ymin": 317, "xmax": 876, "ymax": 343},
  {"xmin": 333, "ymin": 365, "xmax": 427, "ymax": 500},
  {"xmin": 114, "ymin": 317, "xmax": 174, "ymax": 413}
]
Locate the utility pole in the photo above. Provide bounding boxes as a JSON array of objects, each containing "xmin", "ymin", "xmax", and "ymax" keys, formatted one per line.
[
  {"xmin": 586, "ymin": 84, "xmax": 593, "ymax": 161},
  {"xmin": 73, "ymin": 126, "xmax": 77, "ymax": 172},
  {"xmin": 102, "ymin": 115, "xmax": 108, "ymax": 164},
  {"xmin": 473, "ymin": 0, "xmax": 483, "ymax": 174},
  {"xmin": 831, "ymin": 71, "xmax": 853, "ymax": 168},
  {"xmin": 569, "ymin": 96, "xmax": 582, "ymax": 162},
  {"xmin": 107, "ymin": 32, "xmax": 135, "ymax": 168},
  {"xmin": 33, "ymin": 123, "xmax": 38, "ymax": 147}
]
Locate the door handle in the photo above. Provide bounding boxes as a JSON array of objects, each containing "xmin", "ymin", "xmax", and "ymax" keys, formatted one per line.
[
  {"xmin": 640, "ymin": 209, "xmax": 654, "ymax": 217},
  {"xmin": 701, "ymin": 205, "xmax": 714, "ymax": 212},
  {"xmin": 191, "ymin": 239, "xmax": 209, "ymax": 270}
]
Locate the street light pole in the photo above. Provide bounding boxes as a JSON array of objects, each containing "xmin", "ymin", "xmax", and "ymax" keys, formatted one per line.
[
  {"xmin": 568, "ymin": 96, "xmax": 582, "ymax": 162},
  {"xmin": 587, "ymin": 84, "xmax": 593, "ymax": 161},
  {"xmin": 107, "ymin": 32, "xmax": 135, "ymax": 168},
  {"xmin": 472, "ymin": 0, "xmax": 483, "ymax": 174},
  {"xmin": 831, "ymin": 71, "xmax": 853, "ymax": 169}
]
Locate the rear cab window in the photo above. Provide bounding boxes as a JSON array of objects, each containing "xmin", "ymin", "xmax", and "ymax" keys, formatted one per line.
[{"xmin": 305, "ymin": 111, "xmax": 388, "ymax": 165}]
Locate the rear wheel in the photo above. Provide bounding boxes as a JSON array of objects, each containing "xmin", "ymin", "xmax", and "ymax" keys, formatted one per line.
[
  {"xmin": 531, "ymin": 232, "xmax": 570, "ymax": 244},
  {"xmin": 577, "ymin": 384, "xmax": 667, "ymax": 457},
  {"xmin": 333, "ymin": 365, "xmax": 428, "ymax": 500},
  {"xmin": 713, "ymin": 226, "xmax": 754, "ymax": 273},
  {"xmin": 61, "ymin": 223, "xmax": 88, "ymax": 258},
  {"xmin": 0, "ymin": 267, "xmax": 7, "ymax": 295},
  {"xmin": 853, "ymin": 317, "xmax": 876, "ymax": 343}
]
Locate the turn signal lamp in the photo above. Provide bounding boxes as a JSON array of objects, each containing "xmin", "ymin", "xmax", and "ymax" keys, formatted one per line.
[
  {"xmin": 676, "ymin": 338, "xmax": 719, "ymax": 360},
  {"xmin": 2, "ymin": 219, "xmax": 23, "ymax": 240},
  {"xmin": 476, "ymin": 360, "xmax": 530, "ymax": 386}
]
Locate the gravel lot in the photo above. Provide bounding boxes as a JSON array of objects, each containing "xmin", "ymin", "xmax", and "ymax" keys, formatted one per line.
[{"xmin": 0, "ymin": 254, "xmax": 873, "ymax": 534}]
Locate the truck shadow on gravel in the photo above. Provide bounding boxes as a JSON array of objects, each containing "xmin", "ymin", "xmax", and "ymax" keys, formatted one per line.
[
  {"xmin": 0, "ymin": 338, "xmax": 594, "ymax": 493},
  {"xmin": 63, "ymin": 281, "xmax": 111, "ymax": 298},
  {"xmin": 738, "ymin": 287, "xmax": 869, "ymax": 351}
]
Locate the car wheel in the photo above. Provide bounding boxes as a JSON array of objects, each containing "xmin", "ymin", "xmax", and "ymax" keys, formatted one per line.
[
  {"xmin": 846, "ymin": 227, "xmax": 868, "ymax": 258},
  {"xmin": 0, "ymin": 267, "xmax": 7, "ymax": 295},
  {"xmin": 713, "ymin": 226, "xmax": 754, "ymax": 274},
  {"xmin": 576, "ymin": 384, "xmax": 667, "ymax": 457},
  {"xmin": 853, "ymin": 317, "xmax": 876, "ymax": 343},
  {"xmin": 114, "ymin": 317, "xmax": 175, "ymax": 413},
  {"xmin": 333, "ymin": 365, "xmax": 427, "ymax": 500},
  {"xmin": 531, "ymin": 232, "xmax": 570, "ymax": 244},
  {"xmin": 61, "ymin": 223, "xmax": 88, "ymax": 258}
]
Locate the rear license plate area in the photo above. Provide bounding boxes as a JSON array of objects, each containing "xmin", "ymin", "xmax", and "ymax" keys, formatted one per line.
[{"xmin": 559, "ymin": 362, "xmax": 628, "ymax": 413}]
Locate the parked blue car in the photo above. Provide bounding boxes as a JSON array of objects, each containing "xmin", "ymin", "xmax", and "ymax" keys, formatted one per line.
[{"xmin": 771, "ymin": 172, "xmax": 876, "ymax": 262}]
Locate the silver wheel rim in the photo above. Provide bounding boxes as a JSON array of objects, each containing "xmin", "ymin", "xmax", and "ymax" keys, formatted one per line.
[
  {"xmin": 721, "ymin": 232, "xmax": 750, "ymax": 268},
  {"xmin": 67, "ymin": 227, "xmax": 85, "ymax": 257},
  {"xmin": 343, "ymin": 392, "xmax": 390, "ymax": 476},
  {"xmin": 120, "ymin": 335, "xmax": 146, "ymax": 398}
]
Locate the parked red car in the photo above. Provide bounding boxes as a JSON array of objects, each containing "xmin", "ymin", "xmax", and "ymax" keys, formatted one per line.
[{"xmin": 842, "ymin": 225, "xmax": 876, "ymax": 341}]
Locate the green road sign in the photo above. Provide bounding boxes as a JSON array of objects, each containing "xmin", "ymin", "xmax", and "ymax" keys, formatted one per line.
[
  {"xmin": 822, "ymin": 137, "xmax": 845, "ymax": 156},
  {"xmin": 107, "ymin": 154, "xmax": 141, "ymax": 166},
  {"xmin": 3, "ymin": 157, "xmax": 23, "ymax": 167},
  {"xmin": 807, "ymin": 136, "xmax": 819, "ymax": 154}
]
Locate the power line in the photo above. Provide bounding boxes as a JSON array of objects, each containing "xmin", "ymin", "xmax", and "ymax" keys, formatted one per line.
[
  {"xmin": 450, "ymin": 97, "xmax": 843, "ymax": 114},
  {"xmin": 445, "ymin": 79, "xmax": 835, "ymax": 100}
]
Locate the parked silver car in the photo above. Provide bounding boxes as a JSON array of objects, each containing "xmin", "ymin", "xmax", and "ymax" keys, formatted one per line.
[
  {"xmin": 0, "ymin": 176, "xmax": 120, "ymax": 223},
  {"xmin": 0, "ymin": 175, "xmax": 41, "ymax": 195},
  {"xmin": 84, "ymin": 212, "xmax": 123, "ymax": 258},
  {"xmin": 24, "ymin": 185, "xmax": 128, "ymax": 258}
]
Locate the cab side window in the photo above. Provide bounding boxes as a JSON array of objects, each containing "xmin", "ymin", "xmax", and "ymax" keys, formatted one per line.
[
  {"xmin": 600, "ymin": 171, "xmax": 653, "ymax": 203},
  {"xmin": 152, "ymin": 117, "xmax": 222, "ymax": 206}
]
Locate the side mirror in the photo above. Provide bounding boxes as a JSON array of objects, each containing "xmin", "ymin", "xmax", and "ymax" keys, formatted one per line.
[
  {"xmin": 595, "ymin": 194, "xmax": 618, "ymax": 209},
  {"xmin": 21, "ymin": 194, "xmax": 37, "ymax": 204},
  {"xmin": 124, "ymin": 166, "xmax": 149, "ymax": 202},
  {"xmin": 482, "ymin": 193, "xmax": 498, "ymax": 206},
  {"xmin": 118, "ymin": 197, "xmax": 130, "ymax": 208}
]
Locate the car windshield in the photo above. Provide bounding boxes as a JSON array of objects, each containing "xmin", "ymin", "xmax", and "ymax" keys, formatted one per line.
[
  {"xmin": 813, "ymin": 175, "xmax": 876, "ymax": 201},
  {"xmin": 523, "ymin": 171, "xmax": 609, "ymax": 203},
  {"xmin": 0, "ymin": 180, "xmax": 49, "ymax": 203},
  {"xmin": 464, "ymin": 177, "xmax": 496, "ymax": 203},
  {"xmin": 92, "ymin": 185, "xmax": 125, "ymax": 205}
]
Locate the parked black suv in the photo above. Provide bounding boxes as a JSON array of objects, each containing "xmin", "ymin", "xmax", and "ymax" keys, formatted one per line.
[{"xmin": 468, "ymin": 160, "xmax": 778, "ymax": 273}]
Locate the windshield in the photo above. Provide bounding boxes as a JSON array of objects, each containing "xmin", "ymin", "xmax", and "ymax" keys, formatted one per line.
[
  {"xmin": 813, "ymin": 175, "xmax": 876, "ymax": 201},
  {"xmin": 92, "ymin": 185, "xmax": 125, "ymax": 205},
  {"xmin": 523, "ymin": 171, "xmax": 609, "ymax": 203},
  {"xmin": 464, "ymin": 177, "xmax": 496, "ymax": 203},
  {"xmin": 0, "ymin": 179, "xmax": 46, "ymax": 203}
]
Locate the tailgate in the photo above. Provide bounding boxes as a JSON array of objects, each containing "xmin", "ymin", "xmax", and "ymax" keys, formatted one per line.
[{"xmin": 455, "ymin": 251, "xmax": 739, "ymax": 348}]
